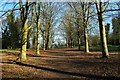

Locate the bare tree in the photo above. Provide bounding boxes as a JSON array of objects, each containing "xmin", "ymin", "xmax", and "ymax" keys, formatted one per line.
[
  {"xmin": 81, "ymin": 2, "xmax": 91, "ymax": 53},
  {"xmin": 61, "ymin": 8, "xmax": 78, "ymax": 48},
  {"xmin": 19, "ymin": 0, "xmax": 35, "ymax": 61},
  {"xmin": 41, "ymin": 2, "xmax": 62, "ymax": 50},
  {"xmin": 68, "ymin": 1, "xmax": 91, "ymax": 52},
  {"xmin": 36, "ymin": 2, "xmax": 41, "ymax": 55},
  {"xmin": 95, "ymin": 0, "xmax": 109, "ymax": 58}
]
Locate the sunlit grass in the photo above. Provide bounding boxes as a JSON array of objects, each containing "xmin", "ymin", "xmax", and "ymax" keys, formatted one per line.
[
  {"xmin": 0, "ymin": 45, "xmax": 119, "ymax": 54},
  {"xmin": 76, "ymin": 45, "xmax": 120, "ymax": 52},
  {"xmin": 0, "ymin": 49, "xmax": 20, "ymax": 55}
]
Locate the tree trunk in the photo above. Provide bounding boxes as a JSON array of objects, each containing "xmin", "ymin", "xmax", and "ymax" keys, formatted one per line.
[
  {"xmin": 48, "ymin": 34, "xmax": 52, "ymax": 49},
  {"xmin": 36, "ymin": 17, "xmax": 40, "ymax": 55},
  {"xmin": 45, "ymin": 22, "xmax": 52, "ymax": 50},
  {"xmin": 66, "ymin": 38, "xmax": 68, "ymax": 48},
  {"xmin": 98, "ymin": 13, "xmax": 109, "ymax": 58},
  {"xmin": 20, "ymin": 19, "xmax": 28, "ymax": 61},
  {"xmin": 84, "ymin": 27, "xmax": 89, "ymax": 53},
  {"xmin": 78, "ymin": 37, "xmax": 81, "ymax": 50},
  {"xmin": 36, "ymin": 3, "xmax": 41, "ymax": 55},
  {"xmin": 45, "ymin": 33, "xmax": 50, "ymax": 50},
  {"xmin": 43, "ymin": 30, "xmax": 46, "ymax": 50},
  {"xmin": 19, "ymin": 1, "xmax": 29, "ymax": 61},
  {"xmin": 96, "ymin": 1, "xmax": 109, "ymax": 58},
  {"xmin": 32, "ymin": 34, "xmax": 36, "ymax": 49},
  {"xmin": 27, "ymin": 29, "xmax": 31, "ymax": 49},
  {"xmin": 82, "ymin": 2, "xmax": 89, "ymax": 53}
]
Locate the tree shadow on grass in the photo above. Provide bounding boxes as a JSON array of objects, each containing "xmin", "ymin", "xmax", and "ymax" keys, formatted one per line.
[{"xmin": 1, "ymin": 61, "xmax": 119, "ymax": 80}]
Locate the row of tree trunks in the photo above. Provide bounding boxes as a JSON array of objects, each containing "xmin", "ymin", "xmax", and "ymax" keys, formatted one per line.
[
  {"xmin": 41, "ymin": 3, "xmax": 55, "ymax": 50},
  {"xmin": 68, "ymin": 1, "xmax": 109, "ymax": 58},
  {"xmin": 18, "ymin": 1, "xmax": 109, "ymax": 62}
]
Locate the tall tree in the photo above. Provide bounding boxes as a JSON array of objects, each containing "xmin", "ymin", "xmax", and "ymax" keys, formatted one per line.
[
  {"xmin": 112, "ymin": 18, "xmax": 120, "ymax": 45},
  {"xmin": 41, "ymin": 2, "xmax": 61, "ymax": 50},
  {"xmin": 2, "ymin": 11, "xmax": 20, "ymax": 49},
  {"xmin": 36, "ymin": 2, "xmax": 41, "ymax": 55},
  {"xmin": 19, "ymin": 0, "xmax": 34, "ymax": 61},
  {"xmin": 81, "ymin": 2, "xmax": 91, "ymax": 53},
  {"xmin": 111, "ymin": 1, "xmax": 120, "ymax": 45},
  {"xmin": 68, "ymin": 2, "xmax": 83, "ymax": 50},
  {"xmin": 19, "ymin": 1, "xmax": 28, "ymax": 61},
  {"xmin": 95, "ymin": 0, "xmax": 109, "ymax": 58},
  {"xmin": 61, "ymin": 9, "xmax": 78, "ymax": 48},
  {"xmin": 68, "ymin": 2, "xmax": 91, "ymax": 52}
]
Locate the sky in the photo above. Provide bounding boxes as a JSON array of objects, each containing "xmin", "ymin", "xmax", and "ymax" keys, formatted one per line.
[
  {"xmin": 0, "ymin": 0, "xmax": 120, "ymax": 2},
  {"xmin": 0, "ymin": 18, "xmax": 2, "ymax": 38}
]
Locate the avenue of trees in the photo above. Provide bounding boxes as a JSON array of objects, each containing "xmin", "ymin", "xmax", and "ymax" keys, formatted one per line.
[{"xmin": 1, "ymin": 0, "xmax": 120, "ymax": 61}]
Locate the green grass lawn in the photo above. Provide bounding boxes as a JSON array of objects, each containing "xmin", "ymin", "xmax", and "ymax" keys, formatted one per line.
[
  {"xmin": 1, "ymin": 45, "xmax": 120, "ymax": 53},
  {"xmin": 78, "ymin": 45, "xmax": 120, "ymax": 52}
]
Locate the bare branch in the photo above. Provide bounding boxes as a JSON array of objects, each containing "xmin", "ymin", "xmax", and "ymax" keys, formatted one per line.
[
  {"xmin": 0, "ymin": 9, "xmax": 20, "ymax": 18},
  {"xmin": 105, "ymin": 8, "xmax": 120, "ymax": 12}
]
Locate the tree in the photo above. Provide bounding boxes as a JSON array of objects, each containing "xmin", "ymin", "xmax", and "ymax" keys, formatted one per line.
[
  {"xmin": 81, "ymin": 2, "xmax": 91, "ymax": 53},
  {"xmin": 27, "ymin": 27, "xmax": 32, "ymax": 49},
  {"xmin": 19, "ymin": 1, "xmax": 35, "ymax": 61},
  {"xmin": 89, "ymin": 35, "xmax": 100, "ymax": 46},
  {"xmin": 68, "ymin": 2, "xmax": 84, "ymax": 50},
  {"xmin": 105, "ymin": 23, "xmax": 110, "ymax": 43},
  {"xmin": 2, "ymin": 11, "xmax": 20, "ymax": 49},
  {"xmin": 95, "ymin": 0, "xmax": 109, "ymax": 58},
  {"xmin": 36, "ymin": 2, "xmax": 41, "ymax": 55},
  {"xmin": 61, "ymin": 9, "xmax": 77, "ymax": 48},
  {"xmin": 68, "ymin": 2, "xmax": 91, "ymax": 52},
  {"xmin": 112, "ymin": 18, "xmax": 120, "ymax": 45},
  {"xmin": 2, "ymin": 26, "xmax": 11, "ymax": 49},
  {"xmin": 40, "ymin": 3, "xmax": 62, "ymax": 50}
]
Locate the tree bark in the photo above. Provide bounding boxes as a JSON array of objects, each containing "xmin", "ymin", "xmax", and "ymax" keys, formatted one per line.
[
  {"xmin": 95, "ymin": 1, "xmax": 109, "ymax": 58},
  {"xmin": 43, "ymin": 30, "xmax": 46, "ymax": 50},
  {"xmin": 27, "ymin": 29, "xmax": 31, "ymax": 49},
  {"xmin": 20, "ymin": 19, "xmax": 28, "ymax": 61},
  {"xmin": 82, "ymin": 2, "xmax": 89, "ymax": 53},
  {"xmin": 48, "ymin": 34, "xmax": 52, "ymax": 49},
  {"xmin": 78, "ymin": 37, "xmax": 81, "ymax": 50},
  {"xmin": 36, "ymin": 3, "xmax": 41, "ymax": 55},
  {"xmin": 98, "ymin": 14, "xmax": 109, "ymax": 58},
  {"xmin": 19, "ymin": 1, "xmax": 30, "ymax": 61},
  {"xmin": 45, "ymin": 31, "xmax": 50, "ymax": 50},
  {"xmin": 36, "ymin": 16, "xmax": 40, "ymax": 55},
  {"xmin": 84, "ymin": 27, "xmax": 89, "ymax": 53}
]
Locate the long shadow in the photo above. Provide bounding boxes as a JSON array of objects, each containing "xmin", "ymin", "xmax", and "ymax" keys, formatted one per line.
[{"xmin": 1, "ymin": 61, "xmax": 119, "ymax": 80}]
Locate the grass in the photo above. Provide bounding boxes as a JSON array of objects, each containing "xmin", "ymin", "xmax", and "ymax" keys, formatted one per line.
[
  {"xmin": 78, "ymin": 45, "xmax": 120, "ymax": 52},
  {"xmin": 108, "ymin": 45, "xmax": 120, "ymax": 52},
  {"xmin": 1, "ymin": 45, "xmax": 119, "ymax": 54},
  {"xmin": 0, "ymin": 48, "xmax": 20, "ymax": 52}
]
